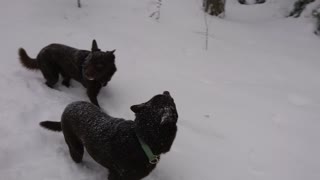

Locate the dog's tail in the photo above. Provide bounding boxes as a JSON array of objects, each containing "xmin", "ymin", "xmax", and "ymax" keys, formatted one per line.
[
  {"xmin": 40, "ymin": 121, "xmax": 62, "ymax": 132},
  {"xmin": 18, "ymin": 48, "xmax": 39, "ymax": 70}
]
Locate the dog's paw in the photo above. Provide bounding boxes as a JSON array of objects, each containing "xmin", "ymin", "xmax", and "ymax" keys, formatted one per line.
[{"xmin": 62, "ymin": 80, "xmax": 71, "ymax": 88}]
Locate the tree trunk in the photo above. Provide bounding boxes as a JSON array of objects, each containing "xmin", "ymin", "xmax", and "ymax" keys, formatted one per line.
[
  {"xmin": 238, "ymin": 0, "xmax": 266, "ymax": 5},
  {"xmin": 313, "ymin": 8, "xmax": 320, "ymax": 35},
  {"xmin": 203, "ymin": 0, "xmax": 225, "ymax": 17},
  {"xmin": 77, "ymin": 0, "xmax": 81, "ymax": 8},
  {"xmin": 288, "ymin": 0, "xmax": 315, "ymax": 17}
]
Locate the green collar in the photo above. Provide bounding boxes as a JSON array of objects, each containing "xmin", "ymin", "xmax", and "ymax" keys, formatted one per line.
[{"xmin": 136, "ymin": 135, "xmax": 160, "ymax": 164}]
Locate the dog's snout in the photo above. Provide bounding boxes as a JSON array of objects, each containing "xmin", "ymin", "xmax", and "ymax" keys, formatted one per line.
[{"xmin": 163, "ymin": 91, "xmax": 170, "ymax": 96}]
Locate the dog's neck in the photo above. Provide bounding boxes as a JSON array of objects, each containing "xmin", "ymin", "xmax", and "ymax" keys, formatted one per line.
[
  {"xmin": 135, "ymin": 133, "xmax": 160, "ymax": 164},
  {"xmin": 134, "ymin": 117, "xmax": 177, "ymax": 155}
]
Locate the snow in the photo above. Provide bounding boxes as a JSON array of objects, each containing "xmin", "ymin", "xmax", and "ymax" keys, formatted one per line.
[{"xmin": 1, "ymin": 0, "xmax": 320, "ymax": 180}]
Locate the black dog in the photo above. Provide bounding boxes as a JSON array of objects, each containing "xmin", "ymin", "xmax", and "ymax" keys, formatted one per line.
[
  {"xmin": 18, "ymin": 40, "xmax": 117, "ymax": 107},
  {"xmin": 40, "ymin": 91, "xmax": 178, "ymax": 180}
]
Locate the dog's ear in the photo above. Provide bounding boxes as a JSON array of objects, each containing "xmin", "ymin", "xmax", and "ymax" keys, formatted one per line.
[
  {"xmin": 130, "ymin": 103, "xmax": 145, "ymax": 113},
  {"xmin": 106, "ymin": 49, "xmax": 116, "ymax": 54},
  {"xmin": 91, "ymin": 39, "xmax": 100, "ymax": 52}
]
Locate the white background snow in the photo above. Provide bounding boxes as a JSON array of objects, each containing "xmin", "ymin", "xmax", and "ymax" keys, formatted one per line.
[{"xmin": 0, "ymin": 0, "xmax": 320, "ymax": 179}]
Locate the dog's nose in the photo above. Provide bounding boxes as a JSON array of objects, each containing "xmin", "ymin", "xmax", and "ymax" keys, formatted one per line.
[{"xmin": 163, "ymin": 91, "xmax": 170, "ymax": 96}]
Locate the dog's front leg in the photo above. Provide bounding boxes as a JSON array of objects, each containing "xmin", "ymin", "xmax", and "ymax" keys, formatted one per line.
[
  {"xmin": 108, "ymin": 170, "xmax": 122, "ymax": 180},
  {"xmin": 87, "ymin": 83, "xmax": 101, "ymax": 107}
]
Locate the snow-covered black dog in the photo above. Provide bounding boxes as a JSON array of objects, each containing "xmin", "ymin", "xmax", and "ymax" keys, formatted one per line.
[
  {"xmin": 40, "ymin": 91, "xmax": 178, "ymax": 180},
  {"xmin": 18, "ymin": 40, "xmax": 117, "ymax": 107}
]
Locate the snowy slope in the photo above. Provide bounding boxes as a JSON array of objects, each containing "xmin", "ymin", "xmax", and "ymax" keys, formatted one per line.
[{"xmin": 1, "ymin": 0, "xmax": 320, "ymax": 180}]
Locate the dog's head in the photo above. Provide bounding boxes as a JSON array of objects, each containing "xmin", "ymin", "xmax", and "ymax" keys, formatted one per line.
[
  {"xmin": 83, "ymin": 40, "xmax": 117, "ymax": 81},
  {"xmin": 131, "ymin": 91, "xmax": 178, "ymax": 125},
  {"xmin": 131, "ymin": 91, "xmax": 178, "ymax": 154}
]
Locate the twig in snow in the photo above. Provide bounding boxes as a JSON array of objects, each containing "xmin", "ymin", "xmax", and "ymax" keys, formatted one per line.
[
  {"xmin": 150, "ymin": 0, "xmax": 162, "ymax": 21},
  {"xmin": 203, "ymin": 11, "xmax": 209, "ymax": 50}
]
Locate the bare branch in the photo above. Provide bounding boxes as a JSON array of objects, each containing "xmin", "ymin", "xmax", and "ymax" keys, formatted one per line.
[
  {"xmin": 150, "ymin": 0, "xmax": 162, "ymax": 21},
  {"xmin": 203, "ymin": 11, "xmax": 209, "ymax": 50}
]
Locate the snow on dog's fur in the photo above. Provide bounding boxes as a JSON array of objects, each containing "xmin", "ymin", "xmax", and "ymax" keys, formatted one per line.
[{"xmin": 40, "ymin": 91, "xmax": 178, "ymax": 180}]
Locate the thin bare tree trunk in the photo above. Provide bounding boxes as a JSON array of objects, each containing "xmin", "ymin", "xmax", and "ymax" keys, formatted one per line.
[
  {"xmin": 313, "ymin": 9, "xmax": 320, "ymax": 35},
  {"xmin": 288, "ymin": 0, "xmax": 315, "ymax": 17},
  {"xmin": 204, "ymin": 12, "xmax": 209, "ymax": 50}
]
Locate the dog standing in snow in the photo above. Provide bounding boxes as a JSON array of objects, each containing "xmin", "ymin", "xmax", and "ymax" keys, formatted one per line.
[
  {"xmin": 18, "ymin": 40, "xmax": 116, "ymax": 107},
  {"xmin": 40, "ymin": 91, "xmax": 178, "ymax": 180}
]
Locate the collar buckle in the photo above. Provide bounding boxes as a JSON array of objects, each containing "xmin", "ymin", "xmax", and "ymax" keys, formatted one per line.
[{"xmin": 149, "ymin": 155, "xmax": 160, "ymax": 164}]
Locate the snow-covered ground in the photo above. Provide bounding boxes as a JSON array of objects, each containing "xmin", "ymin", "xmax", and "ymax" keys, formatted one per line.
[{"xmin": 1, "ymin": 0, "xmax": 320, "ymax": 179}]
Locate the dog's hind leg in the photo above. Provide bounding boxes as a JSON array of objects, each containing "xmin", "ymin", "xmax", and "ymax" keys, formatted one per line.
[
  {"xmin": 60, "ymin": 71, "xmax": 71, "ymax": 87},
  {"xmin": 44, "ymin": 76, "xmax": 59, "ymax": 88},
  {"xmin": 62, "ymin": 77, "xmax": 71, "ymax": 87},
  {"xmin": 39, "ymin": 63, "xmax": 59, "ymax": 88},
  {"xmin": 109, "ymin": 170, "xmax": 140, "ymax": 180},
  {"xmin": 63, "ymin": 129, "xmax": 84, "ymax": 163},
  {"xmin": 65, "ymin": 137, "xmax": 84, "ymax": 163},
  {"xmin": 108, "ymin": 170, "xmax": 122, "ymax": 180}
]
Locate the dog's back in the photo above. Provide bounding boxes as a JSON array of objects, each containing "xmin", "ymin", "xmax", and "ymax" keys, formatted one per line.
[
  {"xmin": 61, "ymin": 101, "xmax": 126, "ymax": 139},
  {"xmin": 40, "ymin": 44, "xmax": 90, "ymax": 82},
  {"xmin": 37, "ymin": 44, "xmax": 88, "ymax": 65},
  {"xmin": 19, "ymin": 43, "xmax": 90, "ymax": 84},
  {"xmin": 60, "ymin": 101, "xmax": 156, "ymax": 178}
]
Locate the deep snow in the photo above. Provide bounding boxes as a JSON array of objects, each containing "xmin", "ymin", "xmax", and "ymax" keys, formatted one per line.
[{"xmin": 0, "ymin": 0, "xmax": 320, "ymax": 180}]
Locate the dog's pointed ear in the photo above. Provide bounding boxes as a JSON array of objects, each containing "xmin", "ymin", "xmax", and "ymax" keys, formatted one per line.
[
  {"xmin": 130, "ymin": 103, "xmax": 145, "ymax": 113},
  {"xmin": 106, "ymin": 49, "xmax": 116, "ymax": 54},
  {"xmin": 91, "ymin": 39, "xmax": 100, "ymax": 52}
]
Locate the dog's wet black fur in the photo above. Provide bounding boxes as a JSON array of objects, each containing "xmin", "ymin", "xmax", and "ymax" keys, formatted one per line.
[
  {"xmin": 18, "ymin": 40, "xmax": 117, "ymax": 107},
  {"xmin": 40, "ymin": 91, "xmax": 178, "ymax": 180}
]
